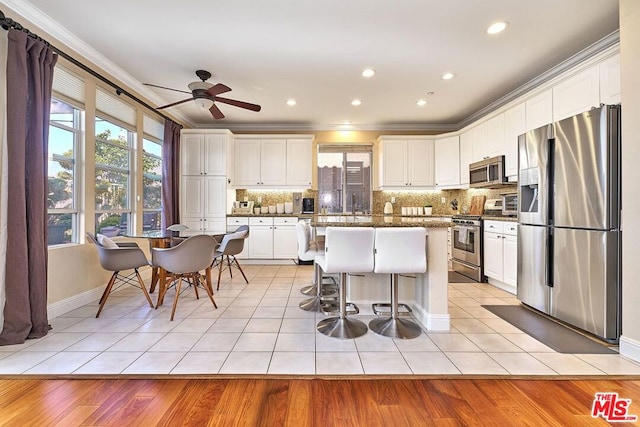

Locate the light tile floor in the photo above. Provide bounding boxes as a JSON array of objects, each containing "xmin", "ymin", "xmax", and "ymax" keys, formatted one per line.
[{"xmin": 2, "ymin": 264, "xmax": 640, "ymax": 376}]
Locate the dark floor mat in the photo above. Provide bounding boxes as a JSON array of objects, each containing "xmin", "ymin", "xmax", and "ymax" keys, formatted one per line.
[
  {"xmin": 482, "ymin": 305, "xmax": 616, "ymax": 354},
  {"xmin": 448, "ymin": 271, "xmax": 478, "ymax": 283}
]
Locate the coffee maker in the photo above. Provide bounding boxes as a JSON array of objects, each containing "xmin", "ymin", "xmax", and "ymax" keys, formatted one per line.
[{"xmin": 302, "ymin": 198, "xmax": 315, "ymax": 214}]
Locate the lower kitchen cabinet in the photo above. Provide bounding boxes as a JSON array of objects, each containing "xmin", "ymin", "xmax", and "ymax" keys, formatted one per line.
[
  {"xmin": 248, "ymin": 217, "xmax": 274, "ymax": 259},
  {"xmin": 483, "ymin": 220, "xmax": 517, "ymax": 293},
  {"xmin": 272, "ymin": 217, "xmax": 298, "ymax": 258},
  {"xmin": 237, "ymin": 216, "xmax": 299, "ymax": 259}
]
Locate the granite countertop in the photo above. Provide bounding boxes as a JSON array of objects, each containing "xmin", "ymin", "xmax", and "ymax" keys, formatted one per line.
[
  {"xmin": 482, "ymin": 215, "xmax": 518, "ymax": 222},
  {"xmin": 227, "ymin": 213, "xmax": 312, "ymax": 218},
  {"xmin": 310, "ymin": 215, "xmax": 451, "ymax": 228}
]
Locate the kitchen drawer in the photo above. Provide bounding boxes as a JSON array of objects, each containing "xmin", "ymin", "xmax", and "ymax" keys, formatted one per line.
[
  {"xmin": 227, "ymin": 217, "xmax": 249, "ymax": 226},
  {"xmin": 249, "ymin": 217, "xmax": 274, "ymax": 226},
  {"xmin": 503, "ymin": 222, "xmax": 518, "ymax": 236},
  {"xmin": 274, "ymin": 217, "xmax": 299, "ymax": 226},
  {"xmin": 484, "ymin": 220, "xmax": 504, "ymax": 234}
]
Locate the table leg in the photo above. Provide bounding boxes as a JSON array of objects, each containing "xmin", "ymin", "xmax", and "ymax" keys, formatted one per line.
[{"xmin": 150, "ymin": 267, "xmax": 159, "ymax": 293}]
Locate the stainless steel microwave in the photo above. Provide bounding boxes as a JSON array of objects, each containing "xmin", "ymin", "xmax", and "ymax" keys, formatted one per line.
[{"xmin": 469, "ymin": 155, "xmax": 507, "ymax": 188}]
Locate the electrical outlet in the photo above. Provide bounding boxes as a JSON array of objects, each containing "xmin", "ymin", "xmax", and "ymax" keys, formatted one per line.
[
  {"xmin": 441, "ymin": 197, "xmax": 446, "ymax": 204},
  {"xmin": 391, "ymin": 197, "xmax": 396, "ymax": 203}
]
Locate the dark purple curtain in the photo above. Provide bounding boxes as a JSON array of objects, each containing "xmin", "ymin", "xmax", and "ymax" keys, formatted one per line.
[
  {"xmin": 0, "ymin": 30, "xmax": 57, "ymax": 345},
  {"xmin": 161, "ymin": 120, "xmax": 182, "ymax": 229}
]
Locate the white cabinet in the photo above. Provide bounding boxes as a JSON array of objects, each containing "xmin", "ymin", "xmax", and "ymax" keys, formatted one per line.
[
  {"xmin": 248, "ymin": 217, "xmax": 274, "ymax": 259},
  {"xmin": 245, "ymin": 216, "xmax": 299, "ymax": 259},
  {"xmin": 503, "ymin": 103, "xmax": 526, "ymax": 179},
  {"xmin": 286, "ymin": 139, "xmax": 313, "ymax": 187},
  {"xmin": 483, "ymin": 220, "xmax": 517, "ymax": 293},
  {"xmin": 599, "ymin": 54, "xmax": 621, "ymax": 105},
  {"xmin": 472, "ymin": 114, "xmax": 505, "ymax": 163},
  {"xmin": 378, "ymin": 137, "xmax": 434, "ymax": 189},
  {"xmin": 273, "ymin": 217, "xmax": 299, "ymax": 258},
  {"xmin": 459, "ymin": 130, "xmax": 473, "ymax": 185},
  {"xmin": 435, "ymin": 135, "xmax": 460, "ymax": 188},
  {"xmin": 552, "ymin": 65, "xmax": 600, "ymax": 122},
  {"xmin": 181, "ymin": 132, "xmax": 228, "ymax": 176},
  {"xmin": 525, "ymin": 89, "xmax": 553, "ymax": 131},
  {"xmin": 179, "ymin": 130, "xmax": 232, "ymax": 236},
  {"xmin": 233, "ymin": 136, "xmax": 313, "ymax": 188}
]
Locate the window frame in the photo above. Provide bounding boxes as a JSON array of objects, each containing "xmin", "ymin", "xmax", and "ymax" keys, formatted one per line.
[{"xmin": 142, "ymin": 135, "xmax": 163, "ymax": 231}]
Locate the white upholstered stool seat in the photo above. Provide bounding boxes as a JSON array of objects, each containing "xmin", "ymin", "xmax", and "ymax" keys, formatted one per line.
[
  {"xmin": 315, "ymin": 227, "xmax": 375, "ymax": 339},
  {"xmin": 296, "ymin": 221, "xmax": 338, "ymax": 312},
  {"xmin": 369, "ymin": 227, "xmax": 427, "ymax": 339}
]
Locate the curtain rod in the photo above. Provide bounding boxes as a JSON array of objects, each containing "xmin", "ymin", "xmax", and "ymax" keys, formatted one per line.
[{"xmin": 0, "ymin": 9, "xmax": 182, "ymax": 127}]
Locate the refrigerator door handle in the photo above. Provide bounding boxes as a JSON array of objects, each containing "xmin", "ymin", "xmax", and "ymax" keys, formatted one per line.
[{"xmin": 547, "ymin": 228, "xmax": 554, "ymax": 287}]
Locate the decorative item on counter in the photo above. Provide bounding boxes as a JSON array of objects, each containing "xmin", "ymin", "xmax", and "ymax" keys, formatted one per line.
[
  {"xmin": 284, "ymin": 202, "xmax": 293, "ymax": 214},
  {"xmin": 384, "ymin": 201, "xmax": 393, "ymax": 215},
  {"xmin": 261, "ymin": 205, "xmax": 269, "ymax": 214},
  {"xmin": 450, "ymin": 199, "xmax": 458, "ymax": 211},
  {"xmin": 417, "ymin": 206, "xmax": 424, "ymax": 215},
  {"xmin": 424, "ymin": 203, "xmax": 433, "ymax": 216},
  {"xmin": 254, "ymin": 202, "xmax": 261, "ymax": 215},
  {"xmin": 268, "ymin": 205, "xmax": 277, "ymax": 214},
  {"xmin": 401, "ymin": 207, "xmax": 408, "ymax": 216},
  {"xmin": 276, "ymin": 203, "xmax": 285, "ymax": 214}
]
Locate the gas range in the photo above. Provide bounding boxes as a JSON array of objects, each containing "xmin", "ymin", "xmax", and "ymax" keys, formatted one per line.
[{"xmin": 452, "ymin": 215, "xmax": 482, "ymax": 226}]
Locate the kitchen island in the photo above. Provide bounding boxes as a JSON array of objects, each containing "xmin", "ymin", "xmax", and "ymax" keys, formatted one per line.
[{"xmin": 310, "ymin": 215, "xmax": 451, "ymax": 331}]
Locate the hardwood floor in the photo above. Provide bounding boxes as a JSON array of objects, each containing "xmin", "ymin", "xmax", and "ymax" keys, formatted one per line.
[{"xmin": 1, "ymin": 377, "xmax": 639, "ymax": 426}]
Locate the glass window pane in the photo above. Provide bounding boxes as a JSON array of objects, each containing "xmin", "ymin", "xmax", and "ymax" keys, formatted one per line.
[
  {"xmin": 95, "ymin": 213, "xmax": 128, "ymax": 236},
  {"xmin": 48, "ymin": 159, "xmax": 74, "ymax": 210},
  {"xmin": 95, "ymin": 118, "xmax": 129, "ymax": 147},
  {"xmin": 143, "ymin": 138, "xmax": 162, "ymax": 157},
  {"xmin": 95, "ymin": 168, "xmax": 129, "ymax": 210},
  {"xmin": 143, "ymin": 211, "xmax": 161, "ymax": 231},
  {"xmin": 317, "ymin": 151, "xmax": 371, "ymax": 214},
  {"xmin": 50, "ymin": 99, "xmax": 75, "ymax": 127},
  {"xmin": 95, "ymin": 141, "xmax": 129, "ymax": 168},
  {"xmin": 48, "ymin": 126, "xmax": 74, "ymax": 156},
  {"xmin": 143, "ymin": 175, "xmax": 162, "ymax": 209},
  {"xmin": 48, "ymin": 213, "xmax": 74, "ymax": 245}
]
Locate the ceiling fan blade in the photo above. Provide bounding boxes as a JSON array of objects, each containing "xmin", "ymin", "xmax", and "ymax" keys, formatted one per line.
[
  {"xmin": 209, "ymin": 103, "xmax": 225, "ymax": 119},
  {"xmin": 143, "ymin": 83, "xmax": 191, "ymax": 94},
  {"xmin": 213, "ymin": 96, "xmax": 262, "ymax": 112},
  {"xmin": 205, "ymin": 83, "xmax": 232, "ymax": 97},
  {"xmin": 157, "ymin": 97, "xmax": 195, "ymax": 109}
]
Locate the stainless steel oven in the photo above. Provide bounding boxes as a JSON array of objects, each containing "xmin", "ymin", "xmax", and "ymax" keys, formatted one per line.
[{"xmin": 451, "ymin": 217, "xmax": 483, "ymax": 282}]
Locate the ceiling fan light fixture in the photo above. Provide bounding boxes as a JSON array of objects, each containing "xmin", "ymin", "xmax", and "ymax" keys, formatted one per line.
[
  {"xmin": 486, "ymin": 21, "xmax": 508, "ymax": 35},
  {"xmin": 195, "ymin": 98, "xmax": 214, "ymax": 110},
  {"xmin": 361, "ymin": 68, "xmax": 376, "ymax": 78}
]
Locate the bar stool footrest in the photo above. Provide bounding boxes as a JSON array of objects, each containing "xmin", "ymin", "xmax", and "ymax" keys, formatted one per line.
[{"xmin": 372, "ymin": 302, "xmax": 413, "ymax": 316}]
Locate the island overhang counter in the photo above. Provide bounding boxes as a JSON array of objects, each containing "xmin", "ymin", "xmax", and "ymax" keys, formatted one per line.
[{"xmin": 310, "ymin": 215, "xmax": 451, "ymax": 331}]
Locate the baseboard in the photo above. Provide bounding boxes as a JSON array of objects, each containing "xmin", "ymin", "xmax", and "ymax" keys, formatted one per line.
[
  {"xmin": 240, "ymin": 259, "xmax": 300, "ymax": 265},
  {"xmin": 47, "ymin": 268, "xmax": 153, "ymax": 319},
  {"xmin": 411, "ymin": 304, "xmax": 450, "ymax": 331},
  {"xmin": 487, "ymin": 279, "xmax": 517, "ymax": 295},
  {"xmin": 619, "ymin": 335, "xmax": 640, "ymax": 363}
]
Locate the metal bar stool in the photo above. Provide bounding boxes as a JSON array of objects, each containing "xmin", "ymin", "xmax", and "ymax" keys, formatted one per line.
[
  {"xmin": 369, "ymin": 227, "xmax": 427, "ymax": 339},
  {"xmin": 315, "ymin": 227, "xmax": 375, "ymax": 339},
  {"xmin": 297, "ymin": 221, "xmax": 338, "ymax": 312}
]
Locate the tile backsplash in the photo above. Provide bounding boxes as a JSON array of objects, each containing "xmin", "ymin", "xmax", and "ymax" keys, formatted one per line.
[{"xmin": 235, "ymin": 186, "xmax": 517, "ymax": 215}]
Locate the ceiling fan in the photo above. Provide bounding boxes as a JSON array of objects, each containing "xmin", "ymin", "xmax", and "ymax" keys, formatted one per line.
[{"xmin": 144, "ymin": 70, "xmax": 261, "ymax": 119}]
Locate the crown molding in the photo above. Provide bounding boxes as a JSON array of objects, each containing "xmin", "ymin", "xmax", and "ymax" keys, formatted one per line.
[
  {"xmin": 0, "ymin": 0, "xmax": 194, "ymax": 127},
  {"xmin": 196, "ymin": 122, "xmax": 457, "ymax": 133}
]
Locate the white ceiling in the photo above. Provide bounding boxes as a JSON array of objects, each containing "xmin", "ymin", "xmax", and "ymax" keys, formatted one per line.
[{"xmin": 7, "ymin": 0, "xmax": 619, "ymax": 130}]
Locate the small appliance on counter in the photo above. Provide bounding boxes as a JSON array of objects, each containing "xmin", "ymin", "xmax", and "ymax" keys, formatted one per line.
[
  {"xmin": 232, "ymin": 200, "xmax": 254, "ymax": 214},
  {"xmin": 302, "ymin": 197, "xmax": 315, "ymax": 214},
  {"xmin": 501, "ymin": 193, "xmax": 518, "ymax": 216},
  {"xmin": 483, "ymin": 198, "xmax": 503, "ymax": 217},
  {"xmin": 292, "ymin": 192, "xmax": 302, "ymax": 213}
]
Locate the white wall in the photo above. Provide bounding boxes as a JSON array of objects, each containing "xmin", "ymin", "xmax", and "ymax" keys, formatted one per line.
[{"xmin": 619, "ymin": 0, "xmax": 640, "ymax": 361}]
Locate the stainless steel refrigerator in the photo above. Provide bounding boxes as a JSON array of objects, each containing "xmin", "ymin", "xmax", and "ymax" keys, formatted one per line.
[{"xmin": 517, "ymin": 104, "xmax": 621, "ymax": 342}]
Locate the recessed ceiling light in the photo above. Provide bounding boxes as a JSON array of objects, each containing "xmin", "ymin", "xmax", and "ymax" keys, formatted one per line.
[
  {"xmin": 442, "ymin": 72, "xmax": 455, "ymax": 80},
  {"xmin": 361, "ymin": 68, "xmax": 375, "ymax": 78},
  {"xmin": 286, "ymin": 99, "xmax": 297, "ymax": 106},
  {"xmin": 343, "ymin": 121, "xmax": 352, "ymax": 125},
  {"xmin": 351, "ymin": 99, "xmax": 362, "ymax": 106},
  {"xmin": 416, "ymin": 99, "xmax": 427, "ymax": 106},
  {"xmin": 486, "ymin": 21, "xmax": 508, "ymax": 35}
]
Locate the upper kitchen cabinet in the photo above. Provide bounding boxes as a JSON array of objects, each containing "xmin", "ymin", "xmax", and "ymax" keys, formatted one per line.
[
  {"xmin": 434, "ymin": 135, "xmax": 460, "ymax": 188},
  {"xmin": 503, "ymin": 102, "xmax": 526, "ymax": 179},
  {"xmin": 471, "ymin": 114, "xmax": 505, "ymax": 163},
  {"xmin": 525, "ymin": 89, "xmax": 553, "ymax": 131},
  {"xmin": 552, "ymin": 65, "xmax": 600, "ymax": 122},
  {"xmin": 459, "ymin": 129, "xmax": 473, "ymax": 185},
  {"xmin": 233, "ymin": 135, "xmax": 313, "ymax": 188},
  {"xmin": 181, "ymin": 130, "xmax": 232, "ymax": 176},
  {"xmin": 285, "ymin": 138, "xmax": 313, "ymax": 187},
  {"xmin": 599, "ymin": 53, "xmax": 621, "ymax": 105},
  {"xmin": 377, "ymin": 136, "xmax": 434, "ymax": 189}
]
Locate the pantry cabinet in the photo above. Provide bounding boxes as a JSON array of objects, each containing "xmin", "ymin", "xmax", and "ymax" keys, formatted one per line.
[{"xmin": 377, "ymin": 136, "xmax": 434, "ymax": 189}]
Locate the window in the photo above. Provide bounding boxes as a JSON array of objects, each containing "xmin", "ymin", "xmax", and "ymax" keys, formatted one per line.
[
  {"xmin": 317, "ymin": 145, "xmax": 372, "ymax": 213},
  {"xmin": 94, "ymin": 117, "xmax": 133, "ymax": 236},
  {"xmin": 142, "ymin": 137, "xmax": 162, "ymax": 231},
  {"xmin": 48, "ymin": 98, "xmax": 81, "ymax": 245}
]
